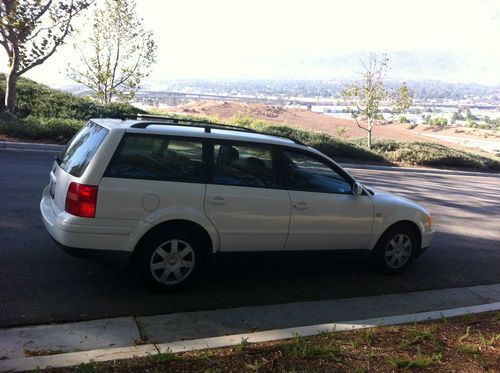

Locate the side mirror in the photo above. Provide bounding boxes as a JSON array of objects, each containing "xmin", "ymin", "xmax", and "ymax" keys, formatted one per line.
[{"xmin": 352, "ymin": 181, "xmax": 363, "ymax": 196}]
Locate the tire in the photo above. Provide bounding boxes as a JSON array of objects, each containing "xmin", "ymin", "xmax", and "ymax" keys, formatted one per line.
[
  {"xmin": 136, "ymin": 227, "xmax": 203, "ymax": 291},
  {"xmin": 371, "ymin": 225, "xmax": 417, "ymax": 274}
]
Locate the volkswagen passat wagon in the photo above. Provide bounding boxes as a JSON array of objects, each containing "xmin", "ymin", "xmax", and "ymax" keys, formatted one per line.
[{"xmin": 40, "ymin": 115, "xmax": 434, "ymax": 290}]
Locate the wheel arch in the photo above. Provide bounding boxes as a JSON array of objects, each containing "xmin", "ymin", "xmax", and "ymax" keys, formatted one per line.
[
  {"xmin": 372, "ymin": 220, "xmax": 422, "ymax": 253},
  {"xmin": 132, "ymin": 219, "xmax": 214, "ymax": 263}
]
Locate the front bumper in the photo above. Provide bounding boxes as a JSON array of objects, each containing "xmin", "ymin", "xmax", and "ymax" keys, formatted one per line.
[{"xmin": 416, "ymin": 227, "xmax": 434, "ymax": 258}]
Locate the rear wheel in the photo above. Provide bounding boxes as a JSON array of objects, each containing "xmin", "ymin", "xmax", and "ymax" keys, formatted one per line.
[
  {"xmin": 372, "ymin": 225, "xmax": 417, "ymax": 274},
  {"xmin": 136, "ymin": 228, "xmax": 202, "ymax": 291}
]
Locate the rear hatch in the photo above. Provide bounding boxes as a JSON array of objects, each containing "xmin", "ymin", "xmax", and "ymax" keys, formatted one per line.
[{"xmin": 49, "ymin": 121, "xmax": 109, "ymax": 213}]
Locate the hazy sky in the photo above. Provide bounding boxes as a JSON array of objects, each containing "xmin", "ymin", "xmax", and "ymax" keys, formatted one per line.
[{"xmin": 1, "ymin": 0, "xmax": 499, "ymax": 85}]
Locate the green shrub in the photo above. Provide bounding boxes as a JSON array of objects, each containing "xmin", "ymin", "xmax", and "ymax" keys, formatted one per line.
[
  {"xmin": 428, "ymin": 117, "xmax": 448, "ymax": 126},
  {"xmin": 398, "ymin": 115, "xmax": 409, "ymax": 123},
  {"xmin": 0, "ymin": 112, "xmax": 84, "ymax": 143},
  {"xmin": 465, "ymin": 119, "xmax": 477, "ymax": 128},
  {"xmin": 362, "ymin": 139, "xmax": 500, "ymax": 171},
  {"xmin": 0, "ymin": 74, "xmax": 145, "ymax": 120},
  {"xmin": 464, "ymin": 119, "xmax": 491, "ymax": 130},
  {"xmin": 335, "ymin": 126, "xmax": 347, "ymax": 137},
  {"xmin": 22, "ymin": 116, "xmax": 84, "ymax": 143},
  {"xmin": 476, "ymin": 123, "xmax": 490, "ymax": 130}
]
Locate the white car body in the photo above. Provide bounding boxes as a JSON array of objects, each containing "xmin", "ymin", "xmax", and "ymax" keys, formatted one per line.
[{"xmin": 40, "ymin": 117, "xmax": 434, "ymax": 282}]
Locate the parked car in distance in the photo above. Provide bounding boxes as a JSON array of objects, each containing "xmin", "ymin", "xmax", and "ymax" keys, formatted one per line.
[{"xmin": 40, "ymin": 115, "xmax": 434, "ymax": 290}]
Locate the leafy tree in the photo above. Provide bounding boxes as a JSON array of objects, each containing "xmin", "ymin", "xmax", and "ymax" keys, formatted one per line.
[
  {"xmin": 0, "ymin": 0, "xmax": 93, "ymax": 113},
  {"xmin": 465, "ymin": 108, "xmax": 478, "ymax": 121},
  {"xmin": 342, "ymin": 54, "xmax": 412, "ymax": 148},
  {"xmin": 394, "ymin": 82, "xmax": 413, "ymax": 114},
  {"xmin": 67, "ymin": 0, "xmax": 156, "ymax": 104}
]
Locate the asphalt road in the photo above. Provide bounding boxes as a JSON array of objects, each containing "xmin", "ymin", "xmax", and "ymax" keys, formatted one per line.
[{"xmin": 1, "ymin": 149, "xmax": 499, "ymax": 327}]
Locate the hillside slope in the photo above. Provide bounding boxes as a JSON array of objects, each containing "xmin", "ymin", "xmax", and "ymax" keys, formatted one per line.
[
  {"xmin": 162, "ymin": 101, "xmax": 500, "ymax": 156},
  {"xmin": 0, "ymin": 74, "xmax": 144, "ymax": 120}
]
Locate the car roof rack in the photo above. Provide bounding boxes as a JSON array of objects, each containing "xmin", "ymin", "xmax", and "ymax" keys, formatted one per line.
[
  {"xmin": 127, "ymin": 114, "xmax": 306, "ymax": 146},
  {"xmin": 130, "ymin": 114, "xmax": 259, "ymax": 133}
]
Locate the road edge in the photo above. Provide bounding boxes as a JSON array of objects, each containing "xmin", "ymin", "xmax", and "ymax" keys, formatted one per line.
[{"xmin": 0, "ymin": 141, "xmax": 63, "ymax": 153}]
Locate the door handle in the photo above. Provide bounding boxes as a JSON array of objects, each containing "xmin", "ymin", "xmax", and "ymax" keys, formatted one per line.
[
  {"xmin": 293, "ymin": 201, "xmax": 307, "ymax": 210},
  {"xmin": 207, "ymin": 196, "xmax": 226, "ymax": 206}
]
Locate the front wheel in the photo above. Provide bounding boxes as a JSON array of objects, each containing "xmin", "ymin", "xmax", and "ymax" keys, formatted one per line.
[
  {"xmin": 136, "ymin": 229, "xmax": 202, "ymax": 291},
  {"xmin": 372, "ymin": 226, "xmax": 417, "ymax": 274}
]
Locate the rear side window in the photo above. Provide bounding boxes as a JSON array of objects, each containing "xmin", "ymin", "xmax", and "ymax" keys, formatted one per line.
[
  {"xmin": 105, "ymin": 134, "xmax": 204, "ymax": 183},
  {"xmin": 59, "ymin": 121, "xmax": 109, "ymax": 177},
  {"xmin": 212, "ymin": 142, "xmax": 279, "ymax": 188}
]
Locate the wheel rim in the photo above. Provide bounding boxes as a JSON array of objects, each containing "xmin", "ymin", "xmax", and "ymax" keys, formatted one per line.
[
  {"xmin": 384, "ymin": 233, "xmax": 412, "ymax": 269},
  {"xmin": 149, "ymin": 239, "xmax": 195, "ymax": 285}
]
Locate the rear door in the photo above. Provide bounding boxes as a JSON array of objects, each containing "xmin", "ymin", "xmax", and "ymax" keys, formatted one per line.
[
  {"xmin": 98, "ymin": 134, "xmax": 206, "ymax": 220},
  {"xmin": 281, "ymin": 148, "xmax": 374, "ymax": 251},
  {"xmin": 205, "ymin": 141, "xmax": 290, "ymax": 252}
]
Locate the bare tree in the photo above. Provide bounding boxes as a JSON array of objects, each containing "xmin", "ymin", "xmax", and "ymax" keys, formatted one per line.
[
  {"xmin": 0, "ymin": 0, "xmax": 93, "ymax": 113},
  {"xmin": 67, "ymin": 0, "xmax": 156, "ymax": 104}
]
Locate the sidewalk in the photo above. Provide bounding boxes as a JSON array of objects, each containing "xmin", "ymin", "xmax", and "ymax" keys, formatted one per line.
[{"xmin": 1, "ymin": 283, "xmax": 499, "ymax": 371}]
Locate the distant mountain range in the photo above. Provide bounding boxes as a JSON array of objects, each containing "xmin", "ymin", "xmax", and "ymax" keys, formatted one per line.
[{"xmin": 268, "ymin": 50, "xmax": 500, "ymax": 84}]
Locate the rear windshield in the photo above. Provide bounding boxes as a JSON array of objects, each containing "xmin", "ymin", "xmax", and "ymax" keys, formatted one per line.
[{"xmin": 58, "ymin": 121, "xmax": 109, "ymax": 177}]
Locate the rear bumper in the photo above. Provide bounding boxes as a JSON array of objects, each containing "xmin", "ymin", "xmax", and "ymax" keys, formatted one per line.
[
  {"xmin": 40, "ymin": 186, "xmax": 134, "ymax": 265},
  {"xmin": 53, "ymin": 239, "xmax": 131, "ymax": 266}
]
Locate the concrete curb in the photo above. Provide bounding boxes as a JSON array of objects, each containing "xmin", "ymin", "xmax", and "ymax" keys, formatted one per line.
[{"xmin": 1, "ymin": 302, "xmax": 499, "ymax": 372}]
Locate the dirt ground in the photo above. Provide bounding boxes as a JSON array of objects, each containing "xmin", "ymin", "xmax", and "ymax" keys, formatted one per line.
[{"xmin": 161, "ymin": 101, "xmax": 500, "ymax": 156}]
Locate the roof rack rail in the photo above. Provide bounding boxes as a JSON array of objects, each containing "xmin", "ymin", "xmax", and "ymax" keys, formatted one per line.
[
  {"xmin": 130, "ymin": 114, "xmax": 259, "ymax": 134},
  {"xmin": 127, "ymin": 114, "xmax": 306, "ymax": 146}
]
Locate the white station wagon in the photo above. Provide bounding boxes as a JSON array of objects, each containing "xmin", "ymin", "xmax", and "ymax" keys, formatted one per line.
[{"xmin": 41, "ymin": 115, "xmax": 434, "ymax": 290}]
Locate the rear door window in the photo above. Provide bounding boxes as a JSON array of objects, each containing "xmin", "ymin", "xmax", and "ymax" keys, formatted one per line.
[
  {"xmin": 59, "ymin": 121, "xmax": 109, "ymax": 177},
  {"xmin": 212, "ymin": 142, "xmax": 279, "ymax": 188},
  {"xmin": 105, "ymin": 134, "xmax": 204, "ymax": 183}
]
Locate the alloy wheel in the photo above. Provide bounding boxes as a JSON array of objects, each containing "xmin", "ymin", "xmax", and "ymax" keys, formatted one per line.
[{"xmin": 149, "ymin": 239, "xmax": 195, "ymax": 285}]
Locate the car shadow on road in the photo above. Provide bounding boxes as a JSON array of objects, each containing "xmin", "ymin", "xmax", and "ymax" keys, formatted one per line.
[{"xmin": 2, "ymin": 230, "xmax": 499, "ymax": 328}]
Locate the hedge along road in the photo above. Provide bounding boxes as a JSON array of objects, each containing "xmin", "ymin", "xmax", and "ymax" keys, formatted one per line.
[{"xmin": 0, "ymin": 149, "xmax": 499, "ymax": 327}]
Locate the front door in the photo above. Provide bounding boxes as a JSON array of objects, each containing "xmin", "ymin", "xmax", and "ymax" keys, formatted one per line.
[{"xmin": 281, "ymin": 149, "xmax": 374, "ymax": 251}]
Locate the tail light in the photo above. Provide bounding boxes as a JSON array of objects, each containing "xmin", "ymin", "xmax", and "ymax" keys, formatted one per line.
[{"xmin": 65, "ymin": 182, "xmax": 98, "ymax": 218}]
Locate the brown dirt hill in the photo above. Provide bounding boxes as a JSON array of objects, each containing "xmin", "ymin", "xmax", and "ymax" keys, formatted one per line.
[{"xmin": 159, "ymin": 101, "xmax": 498, "ymax": 156}]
